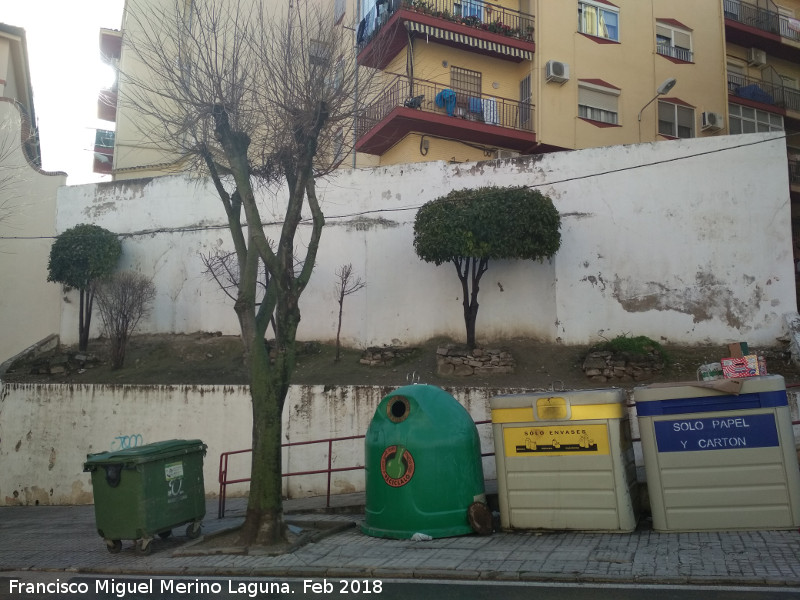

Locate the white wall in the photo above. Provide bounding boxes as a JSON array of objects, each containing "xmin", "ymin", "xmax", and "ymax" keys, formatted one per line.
[
  {"xmin": 0, "ymin": 382, "xmax": 499, "ymax": 506},
  {"xmin": 53, "ymin": 132, "xmax": 796, "ymax": 349},
  {"xmin": 0, "ymin": 100, "xmax": 66, "ymax": 365},
  {"xmin": 1, "ymin": 380, "xmax": 797, "ymax": 507}
]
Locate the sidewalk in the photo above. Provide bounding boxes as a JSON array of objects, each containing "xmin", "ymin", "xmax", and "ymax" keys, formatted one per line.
[{"xmin": 1, "ymin": 495, "xmax": 800, "ymax": 587}]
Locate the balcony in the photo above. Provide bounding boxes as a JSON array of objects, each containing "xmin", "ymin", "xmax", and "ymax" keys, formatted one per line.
[
  {"xmin": 790, "ymin": 157, "xmax": 800, "ymax": 188},
  {"xmin": 724, "ymin": 0, "xmax": 800, "ymax": 61},
  {"xmin": 97, "ymin": 87, "xmax": 118, "ymax": 122},
  {"xmin": 93, "ymin": 129, "xmax": 115, "ymax": 175},
  {"xmin": 656, "ymin": 43, "xmax": 693, "ymax": 63},
  {"xmin": 357, "ymin": 0, "xmax": 535, "ymax": 70},
  {"xmin": 355, "ymin": 76, "xmax": 536, "ymax": 155},
  {"xmin": 728, "ymin": 70, "xmax": 800, "ymax": 113}
]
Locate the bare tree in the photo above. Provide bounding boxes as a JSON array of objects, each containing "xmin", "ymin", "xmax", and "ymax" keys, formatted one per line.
[
  {"xmin": 333, "ymin": 263, "xmax": 365, "ymax": 362},
  {"xmin": 95, "ymin": 271, "xmax": 157, "ymax": 369},
  {"xmin": 121, "ymin": 0, "xmax": 381, "ymax": 546}
]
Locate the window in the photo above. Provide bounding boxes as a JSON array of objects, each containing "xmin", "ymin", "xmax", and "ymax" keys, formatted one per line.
[
  {"xmin": 658, "ymin": 100, "xmax": 694, "ymax": 138},
  {"xmin": 451, "ymin": 66, "xmax": 482, "ymax": 96},
  {"xmin": 578, "ymin": 1, "xmax": 619, "ymax": 41},
  {"xmin": 451, "ymin": 66, "xmax": 482, "ymax": 116},
  {"xmin": 326, "ymin": 58, "xmax": 344, "ymax": 91},
  {"xmin": 520, "ymin": 75, "xmax": 532, "ymax": 129},
  {"xmin": 578, "ymin": 81, "xmax": 619, "ymax": 125},
  {"xmin": 727, "ymin": 62, "xmax": 746, "ymax": 93},
  {"xmin": 729, "ymin": 104, "xmax": 784, "ymax": 134},
  {"xmin": 334, "ymin": 0, "xmax": 346, "ymax": 25},
  {"xmin": 310, "ymin": 39, "xmax": 329, "ymax": 66},
  {"xmin": 333, "ymin": 128, "xmax": 344, "ymax": 163},
  {"xmin": 656, "ymin": 21, "xmax": 693, "ymax": 62},
  {"xmin": 455, "ymin": 1, "xmax": 483, "ymax": 20}
]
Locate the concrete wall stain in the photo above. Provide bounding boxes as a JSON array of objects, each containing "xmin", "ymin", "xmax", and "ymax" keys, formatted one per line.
[
  {"xmin": 612, "ymin": 270, "xmax": 764, "ymax": 330},
  {"xmin": 342, "ymin": 216, "xmax": 401, "ymax": 232}
]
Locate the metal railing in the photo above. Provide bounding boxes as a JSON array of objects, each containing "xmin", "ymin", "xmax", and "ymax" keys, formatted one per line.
[
  {"xmin": 723, "ymin": 0, "xmax": 800, "ymax": 43},
  {"xmin": 358, "ymin": 0, "xmax": 535, "ymax": 51},
  {"xmin": 356, "ymin": 75, "xmax": 534, "ymax": 141},
  {"xmin": 217, "ymin": 420, "xmax": 495, "ymax": 518},
  {"xmin": 656, "ymin": 43, "xmax": 693, "ymax": 63},
  {"xmin": 789, "ymin": 157, "xmax": 800, "ymax": 186},
  {"xmin": 727, "ymin": 71, "xmax": 800, "ymax": 111}
]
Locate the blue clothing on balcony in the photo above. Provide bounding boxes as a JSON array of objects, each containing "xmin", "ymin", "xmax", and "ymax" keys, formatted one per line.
[
  {"xmin": 468, "ymin": 97, "xmax": 483, "ymax": 114},
  {"xmin": 736, "ymin": 84, "xmax": 775, "ymax": 105},
  {"xmin": 435, "ymin": 89, "xmax": 457, "ymax": 116}
]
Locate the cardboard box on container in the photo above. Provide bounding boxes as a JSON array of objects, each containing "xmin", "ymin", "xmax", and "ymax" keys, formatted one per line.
[{"xmin": 722, "ymin": 355, "xmax": 759, "ymax": 378}]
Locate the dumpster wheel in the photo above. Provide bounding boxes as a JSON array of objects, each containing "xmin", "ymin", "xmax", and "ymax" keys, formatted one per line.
[
  {"xmin": 186, "ymin": 521, "xmax": 202, "ymax": 539},
  {"xmin": 468, "ymin": 502, "xmax": 493, "ymax": 536},
  {"xmin": 105, "ymin": 539, "xmax": 122, "ymax": 554},
  {"xmin": 135, "ymin": 538, "xmax": 153, "ymax": 556}
]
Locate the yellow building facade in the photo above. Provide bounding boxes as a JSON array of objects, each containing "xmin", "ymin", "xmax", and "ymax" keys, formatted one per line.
[
  {"xmin": 355, "ymin": 0, "xmax": 735, "ymax": 165},
  {"xmin": 100, "ymin": 0, "xmax": 800, "ymax": 182}
]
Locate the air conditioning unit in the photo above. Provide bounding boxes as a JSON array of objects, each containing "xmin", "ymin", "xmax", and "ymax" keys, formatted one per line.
[
  {"xmin": 545, "ymin": 60, "xmax": 570, "ymax": 84},
  {"xmin": 701, "ymin": 111, "xmax": 724, "ymax": 131},
  {"xmin": 497, "ymin": 150, "xmax": 520, "ymax": 159},
  {"xmin": 747, "ymin": 47, "xmax": 767, "ymax": 67}
]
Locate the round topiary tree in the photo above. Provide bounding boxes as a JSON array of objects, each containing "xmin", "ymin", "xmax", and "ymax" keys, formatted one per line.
[
  {"xmin": 47, "ymin": 224, "xmax": 122, "ymax": 351},
  {"xmin": 413, "ymin": 186, "xmax": 561, "ymax": 349}
]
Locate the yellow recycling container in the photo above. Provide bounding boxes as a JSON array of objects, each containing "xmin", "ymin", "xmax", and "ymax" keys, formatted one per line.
[
  {"xmin": 635, "ymin": 375, "xmax": 800, "ymax": 532},
  {"xmin": 491, "ymin": 388, "xmax": 638, "ymax": 532}
]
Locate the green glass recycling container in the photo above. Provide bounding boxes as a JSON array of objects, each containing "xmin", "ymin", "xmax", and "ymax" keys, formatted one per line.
[
  {"xmin": 362, "ymin": 385, "xmax": 486, "ymax": 539},
  {"xmin": 83, "ymin": 439, "xmax": 207, "ymax": 554}
]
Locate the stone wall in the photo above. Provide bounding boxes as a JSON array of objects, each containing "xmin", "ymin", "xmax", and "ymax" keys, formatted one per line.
[{"xmin": 436, "ymin": 345, "xmax": 516, "ymax": 376}]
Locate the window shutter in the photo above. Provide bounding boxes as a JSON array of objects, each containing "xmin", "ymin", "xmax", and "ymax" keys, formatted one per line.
[
  {"xmin": 674, "ymin": 30, "xmax": 691, "ymax": 50},
  {"xmin": 578, "ymin": 87, "xmax": 617, "ymax": 112}
]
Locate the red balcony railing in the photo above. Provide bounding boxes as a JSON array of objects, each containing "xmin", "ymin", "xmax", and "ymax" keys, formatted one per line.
[
  {"xmin": 358, "ymin": 0, "xmax": 534, "ymax": 50},
  {"xmin": 355, "ymin": 75, "xmax": 534, "ymax": 154}
]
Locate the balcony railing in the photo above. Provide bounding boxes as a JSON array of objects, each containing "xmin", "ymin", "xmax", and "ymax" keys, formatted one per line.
[
  {"xmin": 728, "ymin": 71, "xmax": 800, "ymax": 111},
  {"xmin": 356, "ymin": 75, "xmax": 534, "ymax": 143},
  {"xmin": 789, "ymin": 157, "xmax": 800, "ymax": 186},
  {"xmin": 656, "ymin": 43, "xmax": 693, "ymax": 63},
  {"xmin": 357, "ymin": 0, "xmax": 535, "ymax": 52},
  {"xmin": 723, "ymin": 0, "xmax": 800, "ymax": 43}
]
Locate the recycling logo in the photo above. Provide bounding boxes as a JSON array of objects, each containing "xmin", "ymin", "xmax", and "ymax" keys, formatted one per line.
[{"xmin": 380, "ymin": 445, "xmax": 415, "ymax": 487}]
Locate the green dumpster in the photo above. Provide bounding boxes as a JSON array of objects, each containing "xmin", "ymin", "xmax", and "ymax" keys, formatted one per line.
[
  {"xmin": 83, "ymin": 439, "xmax": 207, "ymax": 555},
  {"xmin": 362, "ymin": 385, "xmax": 489, "ymax": 539}
]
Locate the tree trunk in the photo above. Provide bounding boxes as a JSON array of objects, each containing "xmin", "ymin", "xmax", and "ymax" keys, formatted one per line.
[
  {"xmin": 237, "ymin": 334, "xmax": 287, "ymax": 546},
  {"xmin": 335, "ymin": 293, "xmax": 344, "ymax": 362},
  {"xmin": 78, "ymin": 286, "xmax": 94, "ymax": 352},
  {"xmin": 454, "ymin": 257, "xmax": 489, "ymax": 350}
]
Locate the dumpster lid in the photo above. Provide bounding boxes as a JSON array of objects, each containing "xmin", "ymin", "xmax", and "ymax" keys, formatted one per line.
[
  {"xmin": 84, "ymin": 439, "xmax": 206, "ymax": 467},
  {"xmin": 491, "ymin": 388, "xmax": 626, "ymax": 423},
  {"xmin": 491, "ymin": 388, "xmax": 625, "ymax": 409},
  {"xmin": 634, "ymin": 374, "xmax": 785, "ymax": 403}
]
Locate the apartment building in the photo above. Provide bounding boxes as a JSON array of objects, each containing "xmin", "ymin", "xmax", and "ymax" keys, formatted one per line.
[
  {"xmin": 0, "ymin": 22, "xmax": 41, "ymax": 167},
  {"xmin": 354, "ymin": 0, "xmax": 729, "ymax": 163},
  {"xmin": 95, "ymin": 1, "xmax": 800, "ymax": 200},
  {"xmin": 722, "ymin": 0, "xmax": 800, "ymax": 259}
]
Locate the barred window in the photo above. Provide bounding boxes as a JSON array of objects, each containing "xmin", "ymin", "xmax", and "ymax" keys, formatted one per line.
[{"xmin": 451, "ymin": 66, "xmax": 482, "ymax": 96}]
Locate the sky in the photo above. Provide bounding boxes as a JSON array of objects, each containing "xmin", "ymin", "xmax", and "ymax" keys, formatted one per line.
[{"xmin": 2, "ymin": 1, "xmax": 125, "ymax": 184}]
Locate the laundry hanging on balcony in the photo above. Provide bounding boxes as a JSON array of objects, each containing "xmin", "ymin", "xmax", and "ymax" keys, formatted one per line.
[
  {"xmin": 483, "ymin": 97, "xmax": 499, "ymax": 126},
  {"xmin": 436, "ymin": 89, "xmax": 457, "ymax": 117}
]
